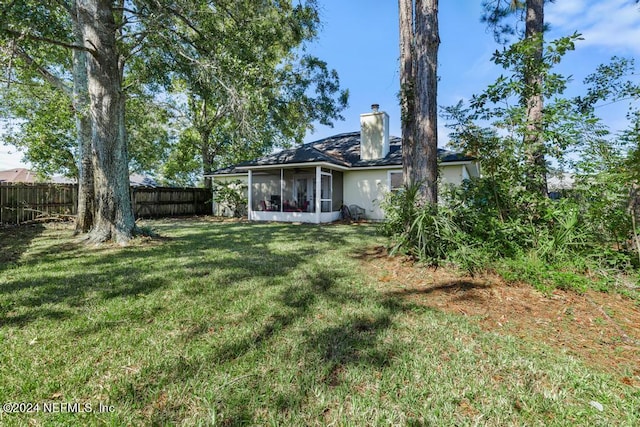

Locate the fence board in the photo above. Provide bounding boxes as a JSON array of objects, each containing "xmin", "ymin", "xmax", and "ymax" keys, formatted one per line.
[{"xmin": 0, "ymin": 183, "xmax": 212, "ymax": 225}]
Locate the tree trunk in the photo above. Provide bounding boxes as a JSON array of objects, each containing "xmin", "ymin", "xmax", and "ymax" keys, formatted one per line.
[
  {"xmin": 524, "ymin": 0, "xmax": 547, "ymax": 196},
  {"xmin": 197, "ymin": 100, "xmax": 216, "ymax": 189},
  {"xmin": 414, "ymin": 0, "xmax": 439, "ymax": 205},
  {"xmin": 72, "ymin": 1, "xmax": 94, "ymax": 234},
  {"xmin": 201, "ymin": 130, "xmax": 214, "ymax": 189},
  {"xmin": 399, "ymin": 0, "xmax": 416, "ymax": 188},
  {"xmin": 78, "ymin": 0, "xmax": 135, "ymax": 244}
]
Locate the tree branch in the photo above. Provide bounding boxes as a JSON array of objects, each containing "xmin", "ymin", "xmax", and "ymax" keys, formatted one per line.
[
  {"xmin": 149, "ymin": 0, "xmax": 205, "ymax": 41},
  {"xmin": 2, "ymin": 28, "xmax": 95, "ymax": 54},
  {"xmin": 15, "ymin": 47, "xmax": 73, "ymax": 98}
]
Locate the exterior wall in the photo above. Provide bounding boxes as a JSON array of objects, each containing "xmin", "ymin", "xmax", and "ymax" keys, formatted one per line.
[
  {"xmin": 251, "ymin": 210, "xmax": 340, "ymax": 224},
  {"xmin": 343, "ymin": 169, "xmax": 390, "ymax": 220},
  {"xmin": 440, "ymin": 165, "xmax": 466, "ymax": 186},
  {"xmin": 343, "ymin": 164, "xmax": 473, "ymax": 221},
  {"xmin": 211, "ymin": 175, "xmax": 248, "ymax": 216}
]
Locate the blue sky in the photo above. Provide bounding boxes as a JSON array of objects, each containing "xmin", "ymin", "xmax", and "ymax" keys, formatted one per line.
[
  {"xmin": 303, "ymin": 0, "xmax": 640, "ymax": 143},
  {"xmin": 1, "ymin": 0, "xmax": 639, "ymax": 170}
]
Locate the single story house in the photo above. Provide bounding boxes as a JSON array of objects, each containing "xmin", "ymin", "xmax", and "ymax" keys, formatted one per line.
[{"xmin": 207, "ymin": 105, "xmax": 480, "ymax": 223}]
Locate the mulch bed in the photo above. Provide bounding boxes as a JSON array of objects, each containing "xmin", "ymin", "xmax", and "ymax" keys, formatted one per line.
[{"xmin": 359, "ymin": 246, "xmax": 640, "ymax": 385}]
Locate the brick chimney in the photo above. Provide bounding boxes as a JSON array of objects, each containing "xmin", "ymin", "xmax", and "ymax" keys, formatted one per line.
[{"xmin": 360, "ymin": 104, "xmax": 389, "ymax": 160}]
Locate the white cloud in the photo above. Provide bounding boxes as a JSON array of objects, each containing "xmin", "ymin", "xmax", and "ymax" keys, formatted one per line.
[
  {"xmin": 548, "ymin": 0, "xmax": 640, "ymax": 55},
  {"xmin": 547, "ymin": 0, "xmax": 586, "ymax": 27}
]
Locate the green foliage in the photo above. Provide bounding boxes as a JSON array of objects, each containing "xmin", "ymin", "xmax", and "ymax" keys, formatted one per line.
[
  {"xmin": 481, "ymin": 0, "xmax": 527, "ymax": 44},
  {"xmin": 419, "ymin": 38, "xmax": 639, "ymax": 292},
  {"xmin": 0, "ymin": 79, "xmax": 172, "ymax": 178},
  {"xmin": 2, "ymin": 1, "xmax": 348, "ymax": 184},
  {"xmin": 140, "ymin": 0, "xmax": 349, "ymax": 179},
  {"xmin": 212, "ymin": 180, "xmax": 247, "ymax": 218},
  {"xmin": 380, "ymin": 184, "xmax": 461, "ymax": 265},
  {"xmin": 159, "ymin": 127, "xmax": 203, "ymax": 186},
  {"xmin": 382, "ymin": 177, "xmax": 637, "ymax": 293},
  {"xmin": 125, "ymin": 94, "xmax": 172, "ymax": 175},
  {"xmin": 460, "ymin": 34, "xmax": 585, "ymax": 173},
  {"xmin": 1, "ymin": 81, "xmax": 77, "ymax": 177}
]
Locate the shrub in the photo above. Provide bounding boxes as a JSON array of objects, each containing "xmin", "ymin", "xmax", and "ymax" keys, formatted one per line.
[
  {"xmin": 379, "ymin": 176, "xmax": 639, "ymax": 293},
  {"xmin": 212, "ymin": 180, "xmax": 247, "ymax": 218}
]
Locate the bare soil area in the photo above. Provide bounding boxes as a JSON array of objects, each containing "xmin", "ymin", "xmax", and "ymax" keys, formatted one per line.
[{"xmin": 360, "ymin": 246, "xmax": 640, "ymax": 385}]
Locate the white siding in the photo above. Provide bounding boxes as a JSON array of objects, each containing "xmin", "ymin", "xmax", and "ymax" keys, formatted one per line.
[
  {"xmin": 343, "ymin": 169, "xmax": 391, "ymax": 220},
  {"xmin": 440, "ymin": 165, "xmax": 466, "ymax": 186},
  {"xmin": 343, "ymin": 164, "xmax": 472, "ymax": 221}
]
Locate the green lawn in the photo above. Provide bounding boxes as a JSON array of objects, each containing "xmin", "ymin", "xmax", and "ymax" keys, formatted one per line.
[{"xmin": 0, "ymin": 219, "xmax": 638, "ymax": 426}]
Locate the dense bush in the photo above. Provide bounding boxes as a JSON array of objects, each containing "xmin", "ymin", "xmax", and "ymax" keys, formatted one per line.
[
  {"xmin": 380, "ymin": 178, "xmax": 638, "ymax": 293},
  {"xmin": 212, "ymin": 180, "xmax": 247, "ymax": 218}
]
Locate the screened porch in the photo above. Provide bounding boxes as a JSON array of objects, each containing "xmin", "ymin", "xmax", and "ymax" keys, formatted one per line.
[{"xmin": 248, "ymin": 166, "xmax": 343, "ymax": 223}]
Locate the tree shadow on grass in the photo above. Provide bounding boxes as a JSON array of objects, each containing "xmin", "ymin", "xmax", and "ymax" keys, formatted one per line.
[
  {"xmin": 0, "ymin": 222, "xmax": 360, "ymax": 329},
  {"xmin": 109, "ymin": 263, "xmax": 359, "ymax": 425},
  {"xmin": 179, "ymin": 268, "xmax": 351, "ymax": 366},
  {"xmin": 1, "ymin": 220, "xmax": 391, "ymax": 424},
  {"xmin": 384, "ymin": 280, "xmax": 493, "ymax": 305},
  {"xmin": 0, "ymin": 224, "xmax": 45, "ymax": 273},
  {"xmin": 305, "ymin": 314, "xmax": 393, "ymax": 373}
]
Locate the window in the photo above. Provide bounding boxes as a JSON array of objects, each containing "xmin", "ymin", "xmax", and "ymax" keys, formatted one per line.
[{"xmin": 389, "ymin": 171, "xmax": 403, "ymax": 191}]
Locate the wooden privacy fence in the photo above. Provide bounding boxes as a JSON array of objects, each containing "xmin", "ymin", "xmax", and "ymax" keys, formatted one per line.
[
  {"xmin": 0, "ymin": 183, "xmax": 77, "ymax": 224},
  {"xmin": 132, "ymin": 187, "xmax": 212, "ymax": 218},
  {"xmin": 0, "ymin": 182, "xmax": 212, "ymax": 225}
]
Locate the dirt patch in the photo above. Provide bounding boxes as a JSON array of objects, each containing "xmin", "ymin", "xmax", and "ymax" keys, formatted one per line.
[{"xmin": 359, "ymin": 246, "xmax": 640, "ymax": 383}]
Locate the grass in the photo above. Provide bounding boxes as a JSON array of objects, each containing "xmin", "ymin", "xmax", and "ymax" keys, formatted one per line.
[{"xmin": 0, "ymin": 218, "xmax": 638, "ymax": 426}]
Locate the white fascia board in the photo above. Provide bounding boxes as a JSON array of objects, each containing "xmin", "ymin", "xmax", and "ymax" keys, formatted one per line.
[
  {"xmin": 439, "ymin": 160, "xmax": 475, "ymax": 166},
  {"xmin": 242, "ymin": 162, "xmax": 350, "ymax": 172},
  {"xmin": 347, "ymin": 160, "xmax": 474, "ymax": 172},
  {"xmin": 206, "ymin": 160, "xmax": 475, "ymax": 176},
  {"xmin": 347, "ymin": 165, "xmax": 402, "ymax": 171},
  {"xmin": 204, "ymin": 172, "xmax": 248, "ymax": 178}
]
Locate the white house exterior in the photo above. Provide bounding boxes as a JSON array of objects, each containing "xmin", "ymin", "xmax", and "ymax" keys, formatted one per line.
[{"xmin": 207, "ymin": 106, "xmax": 480, "ymax": 223}]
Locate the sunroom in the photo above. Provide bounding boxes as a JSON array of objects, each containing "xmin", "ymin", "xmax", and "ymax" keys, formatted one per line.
[{"xmin": 247, "ymin": 165, "xmax": 344, "ymax": 223}]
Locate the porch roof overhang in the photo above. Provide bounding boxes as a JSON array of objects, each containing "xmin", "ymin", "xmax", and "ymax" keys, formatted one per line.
[
  {"xmin": 205, "ymin": 172, "xmax": 247, "ymax": 178},
  {"xmin": 205, "ymin": 161, "xmax": 351, "ymax": 178},
  {"xmin": 243, "ymin": 161, "xmax": 350, "ymax": 172}
]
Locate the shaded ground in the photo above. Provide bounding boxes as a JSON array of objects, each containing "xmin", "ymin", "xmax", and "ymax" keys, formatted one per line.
[
  {"xmin": 359, "ymin": 246, "xmax": 640, "ymax": 385},
  {"xmin": 0, "ymin": 224, "xmax": 45, "ymax": 269}
]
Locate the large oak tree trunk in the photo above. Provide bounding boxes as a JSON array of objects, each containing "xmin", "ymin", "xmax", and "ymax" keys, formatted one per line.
[
  {"xmin": 414, "ymin": 0, "xmax": 439, "ymax": 205},
  {"xmin": 524, "ymin": 0, "xmax": 547, "ymax": 196},
  {"xmin": 78, "ymin": 0, "xmax": 135, "ymax": 244}
]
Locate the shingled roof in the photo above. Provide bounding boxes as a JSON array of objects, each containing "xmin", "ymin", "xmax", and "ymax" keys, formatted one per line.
[
  {"xmin": 212, "ymin": 132, "xmax": 474, "ymax": 175},
  {"xmin": 0, "ymin": 168, "xmax": 38, "ymax": 183}
]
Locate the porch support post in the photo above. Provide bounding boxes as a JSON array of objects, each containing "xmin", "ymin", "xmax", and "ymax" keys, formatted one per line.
[
  {"xmin": 247, "ymin": 170, "xmax": 253, "ymax": 221},
  {"xmin": 315, "ymin": 166, "xmax": 321, "ymax": 224},
  {"xmin": 280, "ymin": 168, "xmax": 284, "ymax": 212}
]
